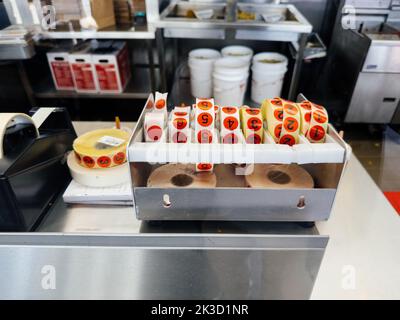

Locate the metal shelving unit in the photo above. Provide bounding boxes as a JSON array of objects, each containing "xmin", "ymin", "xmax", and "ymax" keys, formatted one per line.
[
  {"xmin": 34, "ymin": 67, "xmax": 158, "ymax": 100},
  {"xmin": 155, "ymin": 0, "xmax": 313, "ymax": 101},
  {"xmin": 38, "ymin": 25, "xmax": 156, "ymax": 40}
]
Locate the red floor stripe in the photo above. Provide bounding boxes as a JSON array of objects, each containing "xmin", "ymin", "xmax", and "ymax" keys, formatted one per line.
[{"xmin": 384, "ymin": 192, "xmax": 400, "ymax": 215}]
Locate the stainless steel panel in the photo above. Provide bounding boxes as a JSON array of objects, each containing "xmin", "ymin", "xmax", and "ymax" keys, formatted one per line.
[
  {"xmin": 0, "ymin": 233, "xmax": 328, "ymax": 299},
  {"xmin": 344, "ymin": 0, "xmax": 392, "ymax": 9},
  {"xmin": 345, "ymin": 72, "xmax": 400, "ymax": 123},
  {"xmin": 164, "ymin": 28, "xmax": 225, "ymax": 39},
  {"xmin": 362, "ymin": 42, "xmax": 400, "ymax": 73},
  {"xmin": 134, "ymin": 188, "xmax": 336, "ymax": 221}
]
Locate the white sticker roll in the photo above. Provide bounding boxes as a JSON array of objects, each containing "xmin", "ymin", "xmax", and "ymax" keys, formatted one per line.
[
  {"xmin": 169, "ymin": 110, "xmax": 190, "ymax": 144},
  {"xmin": 67, "ymin": 152, "xmax": 129, "ymax": 187},
  {"xmin": 144, "ymin": 112, "xmax": 165, "ymax": 142}
]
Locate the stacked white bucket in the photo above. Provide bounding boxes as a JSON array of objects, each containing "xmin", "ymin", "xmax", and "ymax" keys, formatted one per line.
[
  {"xmin": 251, "ymin": 52, "xmax": 288, "ymax": 104},
  {"xmin": 189, "ymin": 47, "xmax": 288, "ymax": 105},
  {"xmin": 189, "ymin": 49, "xmax": 221, "ymax": 99},
  {"xmin": 213, "ymin": 46, "xmax": 253, "ymax": 106}
]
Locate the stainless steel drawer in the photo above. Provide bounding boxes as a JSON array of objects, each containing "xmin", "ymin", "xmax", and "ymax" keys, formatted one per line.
[
  {"xmin": 134, "ymin": 187, "xmax": 337, "ymax": 222},
  {"xmin": 0, "ymin": 230, "xmax": 328, "ymax": 299}
]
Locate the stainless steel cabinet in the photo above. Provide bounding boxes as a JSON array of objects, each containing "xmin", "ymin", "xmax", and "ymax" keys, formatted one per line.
[{"xmin": 345, "ymin": 72, "xmax": 400, "ymax": 123}]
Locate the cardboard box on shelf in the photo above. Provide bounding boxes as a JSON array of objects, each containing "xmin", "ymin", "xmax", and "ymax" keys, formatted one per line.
[
  {"xmin": 92, "ymin": 41, "xmax": 131, "ymax": 93},
  {"xmin": 88, "ymin": 0, "xmax": 116, "ymax": 29}
]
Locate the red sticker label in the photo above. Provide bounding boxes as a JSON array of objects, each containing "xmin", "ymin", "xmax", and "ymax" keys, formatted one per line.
[
  {"xmin": 172, "ymin": 131, "xmax": 188, "ymax": 143},
  {"xmin": 246, "ymin": 134, "xmax": 262, "ymax": 144},
  {"xmin": 279, "ymin": 134, "xmax": 296, "ymax": 146},
  {"xmin": 197, "ymin": 163, "xmax": 213, "ymax": 171},
  {"xmin": 284, "ymin": 104, "xmax": 299, "ymax": 116},
  {"xmin": 173, "ymin": 118, "xmax": 188, "ymax": 130},
  {"xmin": 304, "ymin": 112, "xmax": 311, "ymax": 123},
  {"xmin": 197, "ymin": 112, "xmax": 213, "ymax": 127},
  {"xmin": 274, "ymin": 109, "xmax": 284, "ymax": 121},
  {"xmin": 300, "ymin": 101, "xmax": 312, "ymax": 110},
  {"xmin": 271, "ymin": 98, "xmax": 282, "ymax": 106},
  {"xmin": 308, "ymin": 125, "xmax": 325, "ymax": 141},
  {"xmin": 197, "ymin": 100, "xmax": 213, "ymax": 110},
  {"xmin": 274, "ymin": 124, "xmax": 282, "ymax": 139},
  {"xmin": 245, "ymin": 109, "xmax": 261, "ymax": 116},
  {"xmin": 283, "ymin": 117, "xmax": 299, "ymax": 133},
  {"xmin": 147, "ymin": 125, "xmax": 163, "ymax": 141},
  {"xmin": 155, "ymin": 99, "xmax": 165, "ymax": 109},
  {"xmin": 247, "ymin": 117, "xmax": 262, "ymax": 131},
  {"xmin": 313, "ymin": 111, "xmax": 328, "ymax": 124},
  {"xmin": 222, "ymin": 107, "xmax": 237, "ymax": 114},
  {"xmin": 82, "ymin": 156, "xmax": 95, "ymax": 168},
  {"xmin": 197, "ymin": 130, "xmax": 213, "ymax": 144},
  {"xmin": 113, "ymin": 152, "xmax": 125, "ymax": 165},
  {"xmin": 173, "ymin": 111, "xmax": 188, "ymax": 117},
  {"xmin": 97, "ymin": 156, "xmax": 111, "ymax": 168},
  {"xmin": 222, "ymin": 133, "xmax": 239, "ymax": 144},
  {"xmin": 223, "ymin": 116, "xmax": 239, "ymax": 130}
]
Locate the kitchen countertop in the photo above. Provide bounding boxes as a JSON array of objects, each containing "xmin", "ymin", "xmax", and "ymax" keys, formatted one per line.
[
  {"xmin": 72, "ymin": 122, "xmax": 400, "ymax": 299},
  {"xmin": 1, "ymin": 121, "xmax": 399, "ymax": 299}
]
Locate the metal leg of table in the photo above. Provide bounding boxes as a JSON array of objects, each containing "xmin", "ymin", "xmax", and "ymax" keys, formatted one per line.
[
  {"xmin": 146, "ymin": 39, "xmax": 156, "ymax": 92},
  {"xmin": 156, "ymin": 29, "xmax": 167, "ymax": 92},
  {"xmin": 17, "ymin": 61, "xmax": 36, "ymax": 107},
  {"xmin": 288, "ymin": 33, "xmax": 308, "ymax": 101}
]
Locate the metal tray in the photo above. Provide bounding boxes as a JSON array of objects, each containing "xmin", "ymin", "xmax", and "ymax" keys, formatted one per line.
[
  {"xmin": 128, "ymin": 94, "xmax": 351, "ymax": 222},
  {"xmin": 156, "ymin": 1, "xmax": 312, "ymax": 40}
]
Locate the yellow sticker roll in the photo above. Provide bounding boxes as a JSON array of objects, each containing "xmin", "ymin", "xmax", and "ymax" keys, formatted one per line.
[
  {"xmin": 241, "ymin": 108, "xmax": 263, "ymax": 144},
  {"xmin": 262, "ymin": 98, "xmax": 300, "ymax": 146},
  {"xmin": 73, "ymin": 128, "xmax": 130, "ymax": 169},
  {"xmin": 262, "ymin": 98, "xmax": 284, "ymax": 143},
  {"xmin": 279, "ymin": 102, "xmax": 301, "ymax": 146}
]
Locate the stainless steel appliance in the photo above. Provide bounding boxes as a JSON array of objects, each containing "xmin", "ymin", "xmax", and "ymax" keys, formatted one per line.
[{"xmin": 326, "ymin": 0, "xmax": 400, "ymax": 123}]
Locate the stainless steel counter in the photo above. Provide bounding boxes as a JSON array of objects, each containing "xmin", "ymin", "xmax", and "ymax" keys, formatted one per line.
[{"xmin": 0, "ymin": 122, "xmax": 399, "ymax": 299}]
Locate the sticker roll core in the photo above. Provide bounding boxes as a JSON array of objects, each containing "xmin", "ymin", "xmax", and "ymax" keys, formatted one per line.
[
  {"xmin": 147, "ymin": 164, "xmax": 217, "ymax": 188},
  {"xmin": 0, "ymin": 113, "xmax": 39, "ymax": 159},
  {"xmin": 245, "ymin": 164, "xmax": 314, "ymax": 189},
  {"xmin": 67, "ymin": 152, "xmax": 129, "ymax": 187},
  {"xmin": 73, "ymin": 128, "xmax": 129, "ymax": 169}
]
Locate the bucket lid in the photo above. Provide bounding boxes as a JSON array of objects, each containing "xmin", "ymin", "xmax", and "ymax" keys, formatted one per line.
[
  {"xmin": 221, "ymin": 45, "xmax": 254, "ymax": 59},
  {"xmin": 252, "ymin": 52, "xmax": 288, "ymax": 66},
  {"xmin": 189, "ymin": 48, "xmax": 221, "ymax": 61}
]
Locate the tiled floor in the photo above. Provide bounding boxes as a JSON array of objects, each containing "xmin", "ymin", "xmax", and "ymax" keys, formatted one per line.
[{"xmin": 345, "ymin": 124, "xmax": 400, "ymax": 192}]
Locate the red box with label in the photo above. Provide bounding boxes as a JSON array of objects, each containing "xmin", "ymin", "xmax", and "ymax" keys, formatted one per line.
[
  {"xmin": 69, "ymin": 44, "xmax": 99, "ymax": 93},
  {"xmin": 92, "ymin": 41, "xmax": 131, "ymax": 94},
  {"xmin": 47, "ymin": 50, "xmax": 74, "ymax": 91}
]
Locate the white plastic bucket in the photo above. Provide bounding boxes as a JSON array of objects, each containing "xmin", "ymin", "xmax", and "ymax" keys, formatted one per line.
[
  {"xmin": 214, "ymin": 57, "xmax": 250, "ymax": 76},
  {"xmin": 252, "ymin": 52, "xmax": 288, "ymax": 73},
  {"xmin": 213, "ymin": 71, "xmax": 249, "ymax": 106},
  {"xmin": 189, "ymin": 49, "xmax": 220, "ymax": 98},
  {"xmin": 251, "ymin": 67, "xmax": 287, "ymax": 103},
  {"xmin": 191, "ymin": 78, "xmax": 213, "ymax": 98},
  {"xmin": 221, "ymin": 45, "xmax": 253, "ymax": 64}
]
